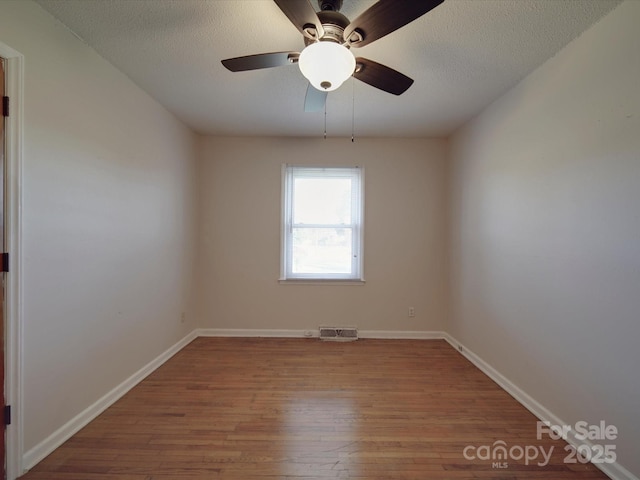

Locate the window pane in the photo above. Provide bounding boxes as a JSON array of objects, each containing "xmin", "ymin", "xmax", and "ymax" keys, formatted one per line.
[
  {"xmin": 292, "ymin": 227, "xmax": 353, "ymax": 274},
  {"xmin": 293, "ymin": 177, "xmax": 352, "ymax": 225},
  {"xmin": 282, "ymin": 165, "xmax": 363, "ymax": 281}
]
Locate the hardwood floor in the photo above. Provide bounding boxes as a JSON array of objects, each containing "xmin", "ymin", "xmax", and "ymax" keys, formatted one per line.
[{"xmin": 20, "ymin": 337, "xmax": 609, "ymax": 479}]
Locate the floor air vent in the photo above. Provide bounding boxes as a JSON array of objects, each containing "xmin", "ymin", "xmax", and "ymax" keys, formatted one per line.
[{"xmin": 319, "ymin": 327, "xmax": 358, "ymax": 342}]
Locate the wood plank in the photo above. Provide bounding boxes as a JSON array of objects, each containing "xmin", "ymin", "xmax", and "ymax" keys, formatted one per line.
[{"xmin": 19, "ymin": 338, "xmax": 610, "ymax": 479}]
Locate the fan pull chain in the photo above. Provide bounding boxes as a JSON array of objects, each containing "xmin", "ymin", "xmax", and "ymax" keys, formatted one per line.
[
  {"xmin": 324, "ymin": 101, "xmax": 327, "ymax": 140},
  {"xmin": 351, "ymin": 76, "xmax": 355, "ymax": 143}
]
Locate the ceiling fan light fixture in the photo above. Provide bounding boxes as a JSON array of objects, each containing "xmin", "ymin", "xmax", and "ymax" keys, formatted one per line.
[{"xmin": 298, "ymin": 41, "xmax": 355, "ymax": 92}]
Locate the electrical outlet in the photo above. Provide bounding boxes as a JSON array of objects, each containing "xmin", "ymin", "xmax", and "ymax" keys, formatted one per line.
[
  {"xmin": 180, "ymin": 312, "xmax": 186, "ymax": 324},
  {"xmin": 408, "ymin": 307, "xmax": 415, "ymax": 318}
]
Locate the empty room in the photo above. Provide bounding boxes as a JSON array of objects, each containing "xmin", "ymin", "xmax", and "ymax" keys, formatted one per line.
[{"xmin": 0, "ymin": 0, "xmax": 638, "ymax": 479}]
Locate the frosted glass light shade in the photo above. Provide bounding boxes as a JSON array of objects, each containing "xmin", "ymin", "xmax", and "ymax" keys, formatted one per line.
[{"xmin": 298, "ymin": 41, "xmax": 356, "ymax": 92}]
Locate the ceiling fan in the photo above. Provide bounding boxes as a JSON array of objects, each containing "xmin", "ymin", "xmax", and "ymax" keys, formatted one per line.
[{"xmin": 221, "ymin": 0, "xmax": 444, "ymax": 112}]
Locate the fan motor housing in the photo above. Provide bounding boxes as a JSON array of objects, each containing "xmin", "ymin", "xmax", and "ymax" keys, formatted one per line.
[{"xmin": 305, "ymin": 10, "xmax": 350, "ymax": 46}]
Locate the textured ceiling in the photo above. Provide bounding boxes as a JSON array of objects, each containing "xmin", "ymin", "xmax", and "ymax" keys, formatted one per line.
[{"xmin": 36, "ymin": 0, "xmax": 621, "ymax": 137}]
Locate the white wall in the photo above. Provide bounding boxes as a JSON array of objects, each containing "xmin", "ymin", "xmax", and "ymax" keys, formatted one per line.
[
  {"xmin": 449, "ymin": 1, "xmax": 640, "ymax": 476},
  {"xmin": 196, "ymin": 136, "xmax": 448, "ymax": 334},
  {"xmin": 0, "ymin": 0, "xmax": 198, "ymax": 459}
]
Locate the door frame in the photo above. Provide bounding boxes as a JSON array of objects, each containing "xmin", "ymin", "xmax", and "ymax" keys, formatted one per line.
[{"xmin": 0, "ymin": 42, "xmax": 24, "ymax": 480}]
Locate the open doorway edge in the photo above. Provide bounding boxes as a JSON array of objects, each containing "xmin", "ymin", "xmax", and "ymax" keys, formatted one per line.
[{"xmin": 0, "ymin": 43, "xmax": 24, "ymax": 480}]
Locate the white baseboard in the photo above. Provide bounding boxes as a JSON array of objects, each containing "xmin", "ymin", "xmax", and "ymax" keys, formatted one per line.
[
  {"xmin": 442, "ymin": 333, "xmax": 638, "ymax": 480},
  {"xmin": 359, "ymin": 330, "xmax": 446, "ymax": 339},
  {"xmin": 196, "ymin": 328, "xmax": 447, "ymax": 340},
  {"xmin": 196, "ymin": 328, "xmax": 313, "ymax": 338},
  {"xmin": 21, "ymin": 328, "xmax": 637, "ymax": 480},
  {"xmin": 22, "ymin": 330, "xmax": 198, "ymax": 471}
]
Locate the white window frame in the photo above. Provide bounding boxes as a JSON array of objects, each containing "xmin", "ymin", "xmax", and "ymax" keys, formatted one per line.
[{"xmin": 280, "ymin": 164, "xmax": 364, "ymax": 283}]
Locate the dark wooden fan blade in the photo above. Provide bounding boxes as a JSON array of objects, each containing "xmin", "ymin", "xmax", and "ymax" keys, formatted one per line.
[
  {"xmin": 353, "ymin": 57, "xmax": 414, "ymax": 95},
  {"xmin": 304, "ymin": 83, "xmax": 328, "ymax": 112},
  {"xmin": 273, "ymin": 0, "xmax": 324, "ymax": 39},
  {"xmin": 221, "ymin": 52, "xmax": 299, "ymax": 72},
  {"xmin": 344, "ymin": 0, "xmax": 444, "ymax": 48}
]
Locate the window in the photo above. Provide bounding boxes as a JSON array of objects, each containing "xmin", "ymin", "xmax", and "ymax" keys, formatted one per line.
[{"xmin": 281, "ymin": 165, "xmax": 364, "ymax": 281}]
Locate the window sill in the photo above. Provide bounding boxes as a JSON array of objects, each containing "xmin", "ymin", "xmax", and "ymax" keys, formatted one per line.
[{"xmin": 279, "ymin": 279, "xmax": 365, "ymax": 286}]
